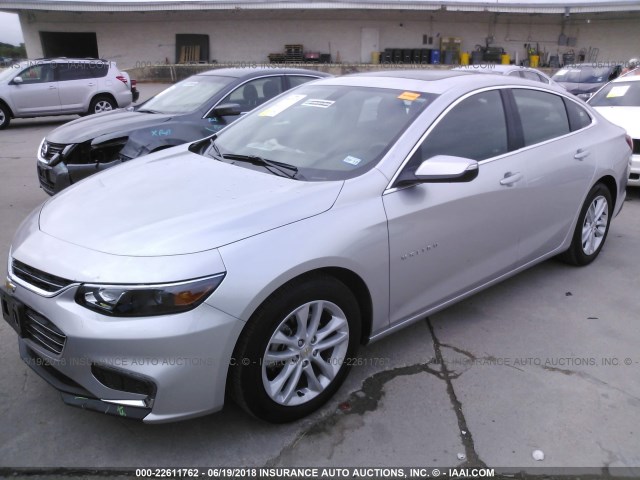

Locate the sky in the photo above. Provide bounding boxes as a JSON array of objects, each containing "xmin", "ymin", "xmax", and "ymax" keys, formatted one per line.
[{"xmin": 0, "ymin": 12, "xmax": 24, "ymax": 46}]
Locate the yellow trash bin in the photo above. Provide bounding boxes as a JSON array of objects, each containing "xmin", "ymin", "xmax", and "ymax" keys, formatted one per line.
[
  {"xmin": 529, "ymin": 55, "xmax": 539, "ymax": 67},
  {"xmin": 371, "ymin": 51, "xmax": 380, "ymax": 64},
  {"xmin": 501, "ymin": 54, "xmax": 510, "ymax": 65},
  {"xmin": 460, "ymin": 52, "xmax": 470, "ymax": 66}
]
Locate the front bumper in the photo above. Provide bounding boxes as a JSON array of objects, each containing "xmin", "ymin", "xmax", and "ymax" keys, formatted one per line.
[
  {"xmin": 1, "ymin": 280, "xmax": 245, "ymax": 423},
  {"xmin": 36, "ymin": 160, "xmax": 71, "ymax": 195}
]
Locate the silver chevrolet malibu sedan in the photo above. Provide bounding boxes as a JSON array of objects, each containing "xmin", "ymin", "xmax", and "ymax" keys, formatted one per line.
[{"xmin": 1, "ymin": 71, "xmax": 632, "ymax": 423}]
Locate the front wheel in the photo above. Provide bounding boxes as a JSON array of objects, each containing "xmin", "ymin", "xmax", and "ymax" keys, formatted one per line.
[
  {"xmin": 560, "ymin": 183, "xmax": 613, "ymax": 266},
  {"xmin": 0, "ymin": 103, "xmax": 10, "ymax": 129},
  {"xmin": 229, "ymin": 275, "xmax": 361, "ymax": 423}
]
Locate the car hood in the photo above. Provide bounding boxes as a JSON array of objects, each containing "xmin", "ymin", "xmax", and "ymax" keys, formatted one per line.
[
  {"xmin": 593, "ymin": 106, "xmax": 640, "ymax": 139},
  {"xmin": 46, "ymin": 110, "xmax": 175, "ymax": 144},
  {"xmin": 39, "ymin": 149, "xmax": 344, "ymax": 256}
]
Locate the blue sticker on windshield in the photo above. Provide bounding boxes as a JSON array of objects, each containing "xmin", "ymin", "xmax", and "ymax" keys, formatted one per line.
[{"xmin": 343, "ymin": 155, "xmax": 362, "ymax": 166}]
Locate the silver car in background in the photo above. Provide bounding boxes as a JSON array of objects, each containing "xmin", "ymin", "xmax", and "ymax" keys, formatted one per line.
[
  {"xmin": 0, "ymin": 58, "xmax": 134, "ymax": 129},
  {"xmin": 1, "ymin": 71, "xmax": 631, "ymax": 423}
]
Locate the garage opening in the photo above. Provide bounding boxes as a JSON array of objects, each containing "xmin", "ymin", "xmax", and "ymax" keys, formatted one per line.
[
  {"xmin": 175, "ymin": 34, "xmax": 209, "ymax": 63},
  {"xmin": 40, "ymin": 32, "xmax": 99, "ymax": 58}
]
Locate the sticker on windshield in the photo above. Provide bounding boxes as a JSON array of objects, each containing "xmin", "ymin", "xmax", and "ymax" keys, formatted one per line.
[
  {"xmin": 343, "ymin": 155, "xmax": 362, "ymax": 166},
  {"xmin": 397, "ymin": 91, "xmax": 421, "ymax": 101},
  {"xmin": 301, "ymin": 99, "xmax": 335, "ymax": 108},
  {"xmin": 259, "ymin": 94, "xmax": 306, "ymax": 117},
  {"xmin": 554, "ymin": 70, "xmax": 568, "ymax": 76},
  {"xmin": 607, "ymin": 85, "xmax": 630, "ymax": 98}
]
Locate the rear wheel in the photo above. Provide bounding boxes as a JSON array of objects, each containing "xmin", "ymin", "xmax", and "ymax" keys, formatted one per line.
[
  {"xmin": 89, "ymin": 95, "xmax": 116, "ymax": 114},
  {"xmin": 560, "ymin": 183, "xmax": 613, "ymax": 266},
  {"xmin": 0, "ymin": 103, "xmax": 10, "ymax": 129},
  {"xmin": 229, "ymin": 275, "xmax": 361, "ymax": 423}
]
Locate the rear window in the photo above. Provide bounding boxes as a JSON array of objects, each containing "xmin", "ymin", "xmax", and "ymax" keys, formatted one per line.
[
  {"xmin": 512, "ymin": 89, "xmax": 570, "ymax": 146},
  {"xmin": 552, "ymin": 66, "xmax": 613, "ymax": 84},
  {"xmin": 589, "ymin": 81, "xmax": 640, "ymax": 107}
]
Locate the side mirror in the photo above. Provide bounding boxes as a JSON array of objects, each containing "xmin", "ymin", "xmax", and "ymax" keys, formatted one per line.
[
  {"xmin": 210, "ymin": 103, "xmax": 242, "ymax": 117},
  {"xmin": 410, "ymin": 155, "xmax": 479, "ymax": 183},
  {"xmin": 12, "ymin": 76, "xmax": 23, "ymax": 85}
]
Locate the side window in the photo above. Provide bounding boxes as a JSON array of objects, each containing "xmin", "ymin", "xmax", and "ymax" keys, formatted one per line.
[
  {"xmin": 17, "ymin": 64, "xmax": 54, "ymax": 84},
  {"xmin": 288, "ymin": 75, "xmax": 317, "ymax": 88},
  {"xmin": 221, "ymin": 77, "xmax": 283, "ymax": 110},
  {"xmin": 90, "ymin": 62, "xmax": 110, "ymax": 79},
  {"xmin": 564, "ymin": 98, "xmax": 592, "ymax": 131},
  {"xmin": 522, "ymin": 70, "xmax": 543, "ymax": 83},
  {"xmin": 512, "ymin": 89, "xmax": 570, "ymax": 146},
  {"xmin": 414, "ymin": 90, "xmax": 508, "ymax": 166},
  {"xmin": 508, "ymin": 71, "xmax": 523, "ymax": 78},
  {"xmin": 57, "ymin": 63, "xmax": 94, "ymax": 81}
]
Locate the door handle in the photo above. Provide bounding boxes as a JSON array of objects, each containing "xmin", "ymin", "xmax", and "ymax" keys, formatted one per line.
[
  {"xmin": 87, "ymin": 83, "xmax": 96, "ymax": 86},
  {"xmin": 574, "ymin": 149, "xmax": 591, "ymax": 160},
  {"xmin": 500, "ymin": 171, "xmax": 523, "ymax": 186},
  {"xmin": 48, "ymin": 85, "xmax": 57, "ymax": 90}
]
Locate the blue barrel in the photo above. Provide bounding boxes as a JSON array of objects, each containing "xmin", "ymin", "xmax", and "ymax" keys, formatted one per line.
[{"xmin": 430, "ymin": 49, "xmax": 441, "ymax": 64}]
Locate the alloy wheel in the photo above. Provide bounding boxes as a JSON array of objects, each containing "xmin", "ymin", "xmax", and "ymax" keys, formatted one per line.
[
  {"xmin": 262, "ymin": 300, "xmax": 349, "ymax": 406},
  {"xmin": 581, "ymin": 195, "xmax": 609, "ymax": 255}
]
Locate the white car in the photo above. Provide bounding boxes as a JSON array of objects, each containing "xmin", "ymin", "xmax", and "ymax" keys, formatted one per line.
[
  {"xmin": 589, "ymin": 75, "xmax": 640, "ymax": 186},
  {"xmin": 0, "ymin": 58, "xmax": 134, "ymax": 129}
]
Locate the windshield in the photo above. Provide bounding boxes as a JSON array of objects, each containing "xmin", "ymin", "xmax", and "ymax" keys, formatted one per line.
[
  {"xmin": 552, "ymin": 66, "xmax": 613, "ymax": 83},
  {"xmin": 589, "ymin": 81, "xmax": 640, "ymax": 107},
  {"xmin": 210, "ymin": 84, "xmax": 435, "ymax": 181},
  {"xmin": 139, "ymin": 75, "xmax": 234, "ymax": 114}
]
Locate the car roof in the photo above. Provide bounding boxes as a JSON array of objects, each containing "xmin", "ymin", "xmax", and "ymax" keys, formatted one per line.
[
  {"xmin": 321, "ymin": 69, "xmax": 566, "ymax": 96},
  {"xmin": 197, "ymin": 67, "xmax": 331, "ymax": 78}
]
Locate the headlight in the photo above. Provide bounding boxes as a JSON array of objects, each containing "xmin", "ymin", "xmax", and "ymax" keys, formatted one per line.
[{"xmin": 75, "ymin": 274, "xmax": 225, "ymax": 317}]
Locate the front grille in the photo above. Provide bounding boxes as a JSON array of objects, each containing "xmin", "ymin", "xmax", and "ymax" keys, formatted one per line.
[
  {"xmin": 40, "ymin": 141, "xmax": 66, "ymax": 163},
  {"xmin": 633, "ymin": 139, "xmax": 640, "ymax": 155},
  {"xmin": 12, "ymin": 259, "xmax": 73, "ymax": 294},
  {"xmin": 23, "ymin": 309, "xmax": 67, "ymax": 355}
]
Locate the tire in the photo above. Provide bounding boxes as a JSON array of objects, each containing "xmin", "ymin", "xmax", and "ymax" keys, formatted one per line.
[
  {"xmin": 0, "ymin": 103, "xmax": 10, "ymax": 130},
  {"xmin": 88, "ymin": 95, "xmax": 116, "ymax": 115},
  {"xmin": 559, "ymin": 183, "xmax": 613, "ymax": 266},
  {"xmin": 229, "ymin": 275, "xmax": 361, "ymax": 423}
]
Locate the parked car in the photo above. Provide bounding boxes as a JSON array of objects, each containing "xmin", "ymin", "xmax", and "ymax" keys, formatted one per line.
[
  {"xmin": 2, "ymin": 71, "xmax": 630, "ymax": 423},
  {"xmin": 36, "ymin": 67, "xmax": 331, "ymax": 195},
  {"xmin": 551, "ymin": 63, "xmax": 623, "ymax": 100},
  {"xmin": 453, "ymin": 64, "xmax": 558, "ymax": 85},
  {"xmin": 588, "ymin": 75, "xmax": 640, "ymax": 186},
  {"xmin": 0, "ymin": 58, "xmax": 136, "ymax": 130}
]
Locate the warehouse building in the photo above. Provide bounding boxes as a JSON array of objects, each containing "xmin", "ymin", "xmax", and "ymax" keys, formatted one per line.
[{"xmin": 1, "ymin": 0, "xmax": 640, "ymax": 69}]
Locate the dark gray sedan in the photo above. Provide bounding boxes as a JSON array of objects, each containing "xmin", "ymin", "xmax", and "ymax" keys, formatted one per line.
[{"xmin": 36, "ymin": 67, "xmax": 330, "ymax": 195}]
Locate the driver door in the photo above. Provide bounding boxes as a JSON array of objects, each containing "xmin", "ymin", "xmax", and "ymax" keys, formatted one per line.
[{"xmin": 11, "ymin": 64, "xmax": 60, "ymax": 115}]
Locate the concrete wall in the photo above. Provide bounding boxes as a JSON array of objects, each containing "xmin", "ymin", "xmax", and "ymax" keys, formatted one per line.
[{"xmin": 17, "ymin": 9, "xmax": 640, "ymax": 69}]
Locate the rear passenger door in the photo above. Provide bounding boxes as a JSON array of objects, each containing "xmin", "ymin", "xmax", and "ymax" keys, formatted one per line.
[
  {"xmin": 508, "ymin": 88, "xmax": 597, "ymax": 262},
  {"xmin": 56, "ymin": 62, "xmax": 98, "ymax": 113}
]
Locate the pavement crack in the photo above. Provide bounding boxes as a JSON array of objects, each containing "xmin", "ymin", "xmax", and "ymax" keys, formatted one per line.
[
  {"xmin": 541, "ymin": 365, "xmax": 640, "ymax": 403},
  {"xmin": 426, "ymin": 317, "xmax": 487, "ymax": 468}
]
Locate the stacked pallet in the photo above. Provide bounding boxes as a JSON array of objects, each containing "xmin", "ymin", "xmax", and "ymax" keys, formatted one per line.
[{"xmin": 285, "ymin": 44, "xmax": 303, "ymax": 63}]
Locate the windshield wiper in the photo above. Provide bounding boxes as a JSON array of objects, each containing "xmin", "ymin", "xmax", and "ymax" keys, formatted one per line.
[
  {"xmin": 137, "ymin": 108, "xmax": 162, "ymax": 114},
  {"xmin": 219, "ymin": 153, "xmax": 300, "ymax": 179},
  {"xmin": 205, "ymin": 137, "xmax": 300, "ymax": 179}
]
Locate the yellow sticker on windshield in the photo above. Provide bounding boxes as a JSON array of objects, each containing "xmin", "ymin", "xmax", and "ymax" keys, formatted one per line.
[
  {"xmin": 606, "ymin": 86, "xmax": 630, "ymax": 98},
  {"xmin": 397, "ymin": 91, "xmax": 421, "ymax": 101}
]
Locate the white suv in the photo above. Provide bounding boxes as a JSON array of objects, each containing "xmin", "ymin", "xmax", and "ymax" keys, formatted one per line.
[{"xmin": 0, "ymin": 58, "xmax": 135, "ymax": 129}]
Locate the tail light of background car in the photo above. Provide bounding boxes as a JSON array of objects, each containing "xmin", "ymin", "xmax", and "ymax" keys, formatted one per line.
[{"xmin": 116, "ymin": 75, "xmax": 128, "ymax": 86}]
